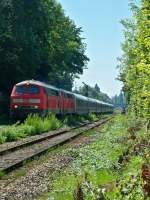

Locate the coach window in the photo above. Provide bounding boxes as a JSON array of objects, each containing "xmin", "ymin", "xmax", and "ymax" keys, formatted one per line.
[
  {"xmin": 67, "ymin": 94, "xmax": 73, "ymax": 99},
  {"xmin": 63, "ymin": 93, "xmax": 67, "ymax": 98}
]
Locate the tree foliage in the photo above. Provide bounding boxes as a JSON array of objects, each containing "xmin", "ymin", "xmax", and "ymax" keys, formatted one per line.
[
  {"xmin": 118, "ymin": 0, "xmax": 150, "ymax": 119},
  {"xmin": 0, "ymin": 0, "xmax": 89, "ymax": 97},
  {"xmin": 112, "ymin": 91, "xmax": 126, "ymax": 108},
  {"xmin": 75, "ymin": 83, "xmax": 112, "ymax": 103}
]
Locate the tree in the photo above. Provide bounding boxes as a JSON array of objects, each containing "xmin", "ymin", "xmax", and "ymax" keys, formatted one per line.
[
  {"xmin": 0, "ymin": 0, "xmax": 89, "ymax": 112},
  {"xmin": 112, "ymin": 91, "xmax": 126, "ymax": 108},
  {"xmin": 118, "ymin": 0, "xmax": 150, "ymax": 119},
  {"xmin": 94, "ymin": 84, "xmax": 100, "ymax": 93},
  {"xmin": 77, "ymin": 84, "xmax": 112, "ymax": 103}
]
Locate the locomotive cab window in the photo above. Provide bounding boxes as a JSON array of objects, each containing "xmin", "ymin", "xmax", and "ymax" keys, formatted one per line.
[{"xmin": 16, "ymin": 85, "xmax": 40, "ymax": 94}]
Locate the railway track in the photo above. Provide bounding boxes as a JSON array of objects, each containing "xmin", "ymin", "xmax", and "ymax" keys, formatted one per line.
[
  {"xmin": 0, "ymin": 122, "xmax": 90, "ymax": 155},
  {"xmin": 0, "ymin": 117, "xmax": 112, "ymax": 173}
]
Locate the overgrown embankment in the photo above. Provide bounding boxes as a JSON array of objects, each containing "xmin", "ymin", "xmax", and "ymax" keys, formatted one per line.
[
  {"xmin": 38, "ymin": 115, "xmax": 149, "ymax": 200},
  {"xmin": 0, "ymin": 114, "xmax": 101, "ymax": 144}
]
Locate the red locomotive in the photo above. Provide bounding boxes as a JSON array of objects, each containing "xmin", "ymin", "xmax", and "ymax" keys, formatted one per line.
[{"xmin": 10, "ymin": 80, "xmax": 113, "ymax": 118}]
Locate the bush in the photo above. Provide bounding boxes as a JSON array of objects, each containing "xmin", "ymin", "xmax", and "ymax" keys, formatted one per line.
[
  {"xmin": 63, "ymin": 115, "xmax": 85, "ymax": 127},
  {"xmin": 24, "ymin": 114, "xmax": 61, "ymax": 134},
  {"xmin": 4, "ymin": 127, "xmax": 19, "ymax": 142},
  {"xmin": 0, "ymin": 113, "xmax": 102, "ymax": 144},
  {"xmin": 86, "ymin": 113, "xmax": 99, "ymax": 122},
  {"xmin": 0, "ymin": 114, "xmax": 62, "ymax": 143},
  {"xmin": 47, "ymin": 114, "xmax": 61, "ymax": 130},
  {"xmin": 17, "ymin": 125, "xmax": 35, "ymax": 137},
  {"xmin": 0, "ymin": 125, "xmax": 25, "ymax": 143},
  {"xmin": 24, "ymin": 114, "xmax": 44, "ymax": 134},
  {"xmin": 63, "ymin": 115, "xmax": 78, "ymax": 126}
]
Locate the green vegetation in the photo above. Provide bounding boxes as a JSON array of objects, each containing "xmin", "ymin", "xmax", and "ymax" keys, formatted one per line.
[
  {"xmin": 63, "ymin": 113, "xmax": 100, "ymax": 127},
  {"xmin": 0, "ymin": 171, "xmax": 5, "ymax": 179},
  {"xmin": 0, "ymin": 0, "xmax": 89, "ymax": 113},
  {"xmin": 62, "ymin": 115, "xmax": 85, "ymax": 127},
  {"xmin": 111, "ymin": 90, "xmax": 126, "ymax": 108},
  {"xmin": 119, "ymin": 0, "xmax": 150, "ymax": 119},
  {"xmin": 74, "ymin": 83, "xmax": 112, "ymax": 103},
  {"xmin": 0, "ymin": 113, "xmax": 102, "ymax": 144},
  {"xmin": 0, "ymin": 114, "xmax": 61, "ymax": 143},
  {"xmin": 25, "ymin": 114, "xmax": 61, "ymax": 134},
  {"xmin": 39, "ymin": 115, "xmax": 149, "ymax": 200}
]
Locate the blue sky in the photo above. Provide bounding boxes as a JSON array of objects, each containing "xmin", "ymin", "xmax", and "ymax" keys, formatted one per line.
[{"xmin": 58, "ymin": 0, "xmax": 131, "ymax": 97}]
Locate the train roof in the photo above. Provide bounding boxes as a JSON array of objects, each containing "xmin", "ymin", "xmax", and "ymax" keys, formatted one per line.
[
  {"xmin": 73, "ymin": 93, "xmax": 89, "ymax": 101},
  {"xmin": 16, "ymin": 80, "xmax": 60, "ymax": 91},
  {"xmin": 96, "ymin": 100, "xmax": 113, "ymax": 107}
]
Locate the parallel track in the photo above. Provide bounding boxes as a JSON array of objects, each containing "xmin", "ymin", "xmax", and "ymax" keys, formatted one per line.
[{"xmin": 0, "ymin": 117, "xmax": 112, "ymax": 172}]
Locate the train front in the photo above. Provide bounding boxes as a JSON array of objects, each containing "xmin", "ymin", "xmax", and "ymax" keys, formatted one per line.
[{"xmin": 10, "ymin": 81, "xmax": 46, "ymax": 118}]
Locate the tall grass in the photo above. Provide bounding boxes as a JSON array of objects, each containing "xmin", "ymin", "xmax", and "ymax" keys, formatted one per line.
[
  {"xmin": 85, "ymin": 113, "xmax": 99, "ymax": 122},
  {"xmin": 0, "ymin": 124, "xmax": 34, "ymax": 143},
  {"xmin": 0, "ymin": 114, "xmax": 61, "ymax": 144},
  {"xmin": 25, "ymin": 114, "xmax": 61, "ymax": 134},
  {"xmin": 0, "ymin": 113, "xmax": 101, "ymax": 144}
]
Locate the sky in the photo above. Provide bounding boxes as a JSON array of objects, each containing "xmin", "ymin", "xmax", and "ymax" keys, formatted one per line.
[{"xmin": 58, "ymin": 0, "xmax": 131, "ymax": 97}]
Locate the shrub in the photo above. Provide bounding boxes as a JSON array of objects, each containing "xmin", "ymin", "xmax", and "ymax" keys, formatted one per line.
[
  {"xmin": 0, "ymin": 125, "xmax": 27, "ymax": 142},
  {"xmin": 24, "ymin": 114, "xmax": 45, "ymax": 134},
  {"xmin": 0, "ymin": 114, "xmax": 62, "ymax": 143},
  {"xmin": 86, "ymin": 113, "xmax": 98, "ymax": 122},
  {"xmin": 25, "ymin": 114, "xmax": 61, "ymax": 134},
  {"xmin": 47, "ymin": 114, "xmax": 61, "ymax": 130},
  {"xmin": 3, "ymin": 127, "xmax": 19, "ymax": 142},
  {"xmin": 63, "ymin": 115, "xmax": 78, "ymax": 126}
]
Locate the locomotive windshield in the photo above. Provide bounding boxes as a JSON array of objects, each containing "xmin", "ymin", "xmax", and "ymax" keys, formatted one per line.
[{"xmin": 16, "ymin": 85, "xmax": 40, "ymax": 94}]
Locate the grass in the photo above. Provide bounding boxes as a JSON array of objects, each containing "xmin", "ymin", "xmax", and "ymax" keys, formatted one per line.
[
  {"xmin": 25, "ymin": 114, "xmax": 61, "ymax": 134},
  {"xmin": 15, "ymin": 169, "xmax": 26, "ymax": 178},
  {"xmin": 62, "ymin": 115, "xmax": 85, "ymax": 127},
  {"xmin": 38, "ymin": 114, "xmax": 149, "ymax": 200},
  {"xmin": 0, "ymin": 113, "xmax": 102, "ymax": 144},
  {"xmin": 0, "ymin": 114, "xmax": 61, "ymax": 143},
  {"xmin": 0, "ymin": 171, "xmax": 6, "ymax": 179}
]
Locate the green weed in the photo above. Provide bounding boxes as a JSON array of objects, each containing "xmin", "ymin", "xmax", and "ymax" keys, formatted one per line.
[
  {"xmin": 39, "ymin": 115, "xmax": 149, "ymax": 200},
  {"xmin": 15, "ymin": 169, "xmax": 26, "ymax": 178},
  {"xmin": 0, "ymin": 113, "xmax": 104, "ymax": 144},
  {"xmin": 47, "ymin": 114, "xmax": 61, "ymax": 130},
  {"xmin": 0, "ymin": 171, "xmax": 5, "ymax": 179},
  {"xmin": 63, "ymin": 115, "xmax": 83, "ymax": 126},
  {"xmin": 24, "ymin": 114, "xmax": 45, "ymax": 134},
  {"xmin": 0, "ymin": 114, "xmax": 62, "ymax": 143},
  {"xmin": 85, "ymin": 113, "xmax": 99, "ymax": 122},
  {"xmin": 0, "ymin": 133, "xmax": 6, "ymax": 144}
]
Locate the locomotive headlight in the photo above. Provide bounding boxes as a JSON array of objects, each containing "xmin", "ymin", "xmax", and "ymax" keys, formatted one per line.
[
  {"xmin": 34, "ymin": 105, "xmax": 39, "ymax": 109},
  {"xmin": 14, "ymin": 105, "xmax": 18, "ymax": 109}
]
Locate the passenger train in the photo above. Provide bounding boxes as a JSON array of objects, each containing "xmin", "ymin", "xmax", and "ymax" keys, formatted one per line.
[{"xmin": 10, "ymin": 80, "xmax": 114, "ymax": 118}]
